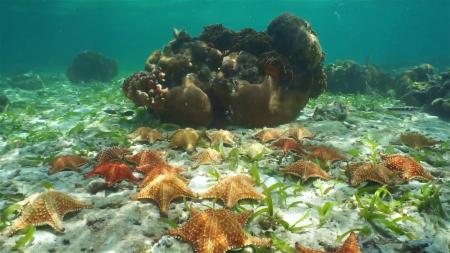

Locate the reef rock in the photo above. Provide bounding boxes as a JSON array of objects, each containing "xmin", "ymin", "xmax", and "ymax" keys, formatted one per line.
[
  {"xmin": 313, "ymin": 101, "xmax": 348, "ymax": 121},
  {"xmin": 396, "ymin": 64, "xmax": 450, "ymax": 119},
  {"xmin": 0, "ymin": 91, "xmax": 9, "ymax": 112},
  {"xmin": 66, "ymin": 51, "xmax": 118, "ymax": 83},
  {"xmin": 123, "ymin": 13, "xmax": 326, "ymax": 127},
  {"xmin": 427, "ymin": 97, "xmax": 450, "ymax": 119},
  {"xmin": 9, "ymin": 72, "xmax": 44, "ymax": 90},
  {"xmin": 325, "ymin": 61, "xmax": 395, "ymax": 94}
]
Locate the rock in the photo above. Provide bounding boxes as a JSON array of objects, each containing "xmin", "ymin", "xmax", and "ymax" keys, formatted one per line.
[
  {"xmin": 409, "ymin": 64, "xmax": 434, "ymax": 82},
  {"xmin": 123, "ymin": 13, "xmax": 326, "ymax": 127},
  {"xmin": 86, "ymin": 214, "xmax": 107, "ymax": 232},
  {"xmin": 401, "ymin": 90, "xmax": 428, "ymax": 106},
  {"xmin": 324, "ymin": 61, "xmax": 395, "ymax": 94},
  {"xmin": 401, "ymin": 237, "xmax": 450, "ymax": 253},
  {"xmin": 152, "ymin": 236, "xmax": 191, "ymax": 253},
  {"xmin": 66, "ymin": 51, "xmax": 118, "ymax": 83},
  {"xmin": 313, "ymin": 101, "xmax": 348, "ymax": 121},
  {"xmin": 86, "ymin": 178, "xmax": 107, "ymax": 194},
  {"xmin": 94, "ymin": 194, "xmax": 126, "ymax": 209},
  {"xmin": 10, "ymin": 72, "xmax": 44, "ymax": 90},
  {"xmin": 427, "ymin": 97, "xmax": 450, "ymax": 119},
  {"xmin": 0, "ymin": 92, "xmax": 9, "ymax": 112}
]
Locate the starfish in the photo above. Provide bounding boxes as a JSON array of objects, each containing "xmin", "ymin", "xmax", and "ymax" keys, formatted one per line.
[
  {"xmin": 169, "ymin": 128, "xmax": 200, "ymax": 152},
  {"xmin": 199, "ymin": 175, "xmax": 265, "ymax": 208},
  {"xmin": 254, "ymin": 128, "xmax": 282, "ymax": 143},
  {"xmin": 140, "ymin": 164, "xmax": 184, "ymax": 187},
  {"xmin": 281, "ymin": 160, "xmax": 331, "ymax": 181},
  {"xmin": 394, "ymin": 132, "xmax": 439, "ymax": 149},
  {"xmin": 207, "ymin": 129, "xmax": 236, "ymax": 146},
  {"xmin": 381, "ymin": 154, "xmax": 434, "ymax": 181},
  {"xmin": 295, "ymin": 232, "xmax": 361, "ymax": 253},
  {"xmin": 129, "ymin": 127, "xmax": 164, "ymax": 144},
  {"xmin": 194, "ymin": 148, "xmax": 223, "ymax": 165},
  {"xmin": 240, "ymin": 142, "xmax": 271, "ymax": 160},
  {"xmin": 284, "ymin": 125, "xmax": 314, "ymax": 141},
  {"xmin": 304, "ymin": 146, "xmax": 347, "ymax": 163},
  {"xmin": 95, "ymin": 147, "xmax": 130, "ymax": 166},
  {"xmin": 272, "ymin": 138, "xmax": 304, "ymax": 154},
  {"xmin": 49, "ymin": 155, "xmax": 89, "ymax": 175},
  {"xmin": 6, "ymin": 190, "xmax": 91, "ymax": 236},
  {"xmin": 168, "ymin": 208, "xmax": 272, "ymax": 253},
  {"xmin": 133, "ymin": 174, "xmax": 196, "ymax": 216},
  {"xmin": 127, "ymin": 150, "xmax": 167, "ymax": 174},
  {"xmin": 86, "ymin": 162, "xmax": 138, "ymax": 186},
  {"xmin": 347, "ymin": 162, "xmax": 400, "ymax": 186}
]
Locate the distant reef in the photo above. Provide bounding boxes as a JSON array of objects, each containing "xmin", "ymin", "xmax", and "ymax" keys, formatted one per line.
[
  {"xmin": 123, "ymin": 13, "xmax": 326, "ymax": 127},
  {"xmin": 67, "ymin": 51, "xmax": 118, "ymax": 83},
  {"xmin": 326, "ymin": 61, "xmax": 450, "ymax": 119}
]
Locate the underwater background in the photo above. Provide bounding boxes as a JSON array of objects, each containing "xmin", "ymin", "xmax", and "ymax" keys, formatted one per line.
[
  {"xmin": 1, "ymin": 0, "xmax": 450, "ymax": 74},
  {"xmin": 1, "ymin": 1, "xmax": 450, "ymax": 253}
]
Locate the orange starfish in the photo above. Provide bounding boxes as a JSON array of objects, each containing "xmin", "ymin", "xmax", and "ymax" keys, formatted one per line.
[
  {"xmin": 140, "ymin": 165, "xmax": 184, "ymax": 187},
  {"xmin": 95, "ymin": 147, "xmax": 130, "ymax": 166},
  {"xmin": 129, "ymin": 127, "xmax": 164, "ymax": 144},
  {"xmin": 49, "ymin": 155, "xmax": 89, "ymax": 175},
  {"xmin": 133, "ymin": 174, "xmax": 196, "ymax": 216},
  {"xmin": 194, "ymin": 148, "xmax": 223, "ymax": 165},
  {"xmin": 272, "ymin": 138, "xmax": 304, "ymax": 154},
  {"xmin": 381, "ymin": 154, "xmax": 434, "ymax": 181},
  {"xmin": 199, "ymin": 175, "xmax": 265, "ymax": 208},
  {"xmin": 284, "ymin": 125, "xmax": 314, "ymax": 141},
  {"xmin": 347, "ymin": 162, "xmax": 399, "ymax": 186},
  {"xmin": 168, "ymin": 208, "xmax": 272, "ymax": 253},
  {"xmin": 169, "ymin": 128, "xmax": 199, "ymax": 152},
  {"xmin": 281, "ymin": 160, "xmax": 331, "ymax": 181},
  {"xmin": 254, "ymin": 128, "xmax": 282, "ymax": 143},
  {"xmin": 395, "ymin": 132, "xmax": 439, "ymax": 149},
  {"xmin": 304, "ymin": 146, "xmax": 347, "ymax": 163},
  {"xmin": 295, "ymin": 232, "xmax": 361, "ymax": 253},
  {"xmin": 6, "ymin": 190, "xmax": 91, "ymax": 236},
  {"xmin": 207, "ymin": 129, "xmax": 236, "ymax": 146},
  {"xmin": 86, "ymin": 162, "xmax": 138, "ymax": 186},
  {"xmin": 127, "ymin": 150, "xmax": 167, "ymax": 174}
]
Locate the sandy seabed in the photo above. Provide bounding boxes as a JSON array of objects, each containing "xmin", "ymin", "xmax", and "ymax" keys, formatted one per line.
[{"xmin": 0, "ymin": 75, "xmax": 449, "ymax": 253}]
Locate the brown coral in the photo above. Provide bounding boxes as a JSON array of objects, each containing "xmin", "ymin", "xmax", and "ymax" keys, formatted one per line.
[{"xmin": 123, "ymin": 14, "xmax": 326, "ymax": 127}]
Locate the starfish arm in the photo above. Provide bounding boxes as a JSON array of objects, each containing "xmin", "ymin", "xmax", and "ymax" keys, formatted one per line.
[
  {"xmin": 44, "ymin": 194, "xmax": 65, "ymax": 232},
  {"xmin": 337, "ymin": 232, "xmax": 361, "ymax": 253},
  {"xmin": 234, "ymin": 211, "xmax": 252, "ymax": 226},
  {"xmin": 5, "ymin": 219, "xmax": 29, "ymax": 236},
  {"xmin": 158, "ymin": 184, "xmax": 170, "ymax": 215},
  {"xmin": 295, "ymin": 242, "xmax": 326, "ymax": 253},
  {"xmin": 247, "ymin": 236, "xmax": 272, "ymax": 248}
]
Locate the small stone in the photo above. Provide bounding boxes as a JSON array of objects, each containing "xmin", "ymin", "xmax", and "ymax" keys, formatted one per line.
[
  {"xmin": 313, "ymin": 101, "xmax": 348, "ymax": 121},
  {"xmin": 86, "ymin": 178, "xmax": 107, "ymax": 194},
  {"xmin": 240, "ymin": 247, "xmax": 254, "ymax": 253},
  {"xmin": 121, "ymin": 110, "xmax": 134, "ymax": 116},
  {"xmin": 94, "ymin": 194, "xmax": 126, "ymax": 209},
  {"xmin": 86, "ymin": 215, "xmax": 106, "ymax": 232},
  {"xmin": 104, "ymin": 108, "xmax": 117, "ymax": 114}
]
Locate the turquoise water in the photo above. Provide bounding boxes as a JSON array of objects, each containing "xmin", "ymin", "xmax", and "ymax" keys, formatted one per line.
[{"xmin": 1, "ymin": 0, "xmax": 449, "ymax": 74}]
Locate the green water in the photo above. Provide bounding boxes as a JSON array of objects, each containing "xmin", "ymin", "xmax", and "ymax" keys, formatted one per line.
[{"xmin": 1, "ymin": 0, "xmax": 449, "ymax": 74}]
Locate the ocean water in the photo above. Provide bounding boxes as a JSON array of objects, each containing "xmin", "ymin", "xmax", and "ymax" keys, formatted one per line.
[
  {"xmin": 1, "ymin": 0, "xmax": 450, "ymax": 74},
  {"xmin": 1, "ymin": 1, "xmax": 450, "ymax": 253}
]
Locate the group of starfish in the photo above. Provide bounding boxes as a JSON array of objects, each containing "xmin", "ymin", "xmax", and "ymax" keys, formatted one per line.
[{"xmin": 4, "ymin": 125, "xmax": 437, "ymax": 253}]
